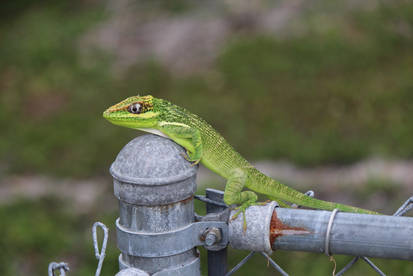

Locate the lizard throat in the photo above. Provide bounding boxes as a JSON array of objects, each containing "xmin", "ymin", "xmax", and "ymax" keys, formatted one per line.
[{"xmin": 138, "ymin": 128, "xmax": 168, "ymax": 138}]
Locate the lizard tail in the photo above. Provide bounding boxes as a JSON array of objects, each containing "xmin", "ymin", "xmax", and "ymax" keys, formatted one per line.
[{"xmin": 260, "ymin": 176, "xmax": 380, "ymax": 215}]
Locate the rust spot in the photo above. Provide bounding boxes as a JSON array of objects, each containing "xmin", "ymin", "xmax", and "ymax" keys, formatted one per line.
[
  {"xmin": 270, "ymin": 209, "xmax": 311, "ymax": 246},
  {"xmin": 158, "ymin": 195, "xmax": 193, "ymax": 213},
  {"xmin": 159, "ymin": 195, "xmax": 193, "ymax": 208},
  {"xmin": 180, "ymin": 195, "xmax": 194, "ymax": 204}
]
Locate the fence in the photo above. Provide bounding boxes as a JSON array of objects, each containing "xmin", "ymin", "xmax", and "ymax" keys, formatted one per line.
[{"xmin": 48, "ymin": 135, "xmax": 413, "ymax": 275}]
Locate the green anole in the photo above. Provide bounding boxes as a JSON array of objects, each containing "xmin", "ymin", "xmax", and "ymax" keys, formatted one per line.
[{"xmin": 103, "ymin": 95, "xmax": 378, "ymax": 228}]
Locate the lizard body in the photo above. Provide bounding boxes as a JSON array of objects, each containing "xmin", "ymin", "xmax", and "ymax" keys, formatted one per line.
[{"xmin": 103, "ymin": 95, "xmax": 378, "ymax": 225}]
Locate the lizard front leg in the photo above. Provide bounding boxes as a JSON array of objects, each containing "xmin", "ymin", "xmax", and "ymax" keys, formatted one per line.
[
  {"xmin": 159, "ymin": 122, "xmax": 203, "ymax": 164},
  {"xmin": 224, "ymin": 168, "xmax": 259, "ymax": 231}
]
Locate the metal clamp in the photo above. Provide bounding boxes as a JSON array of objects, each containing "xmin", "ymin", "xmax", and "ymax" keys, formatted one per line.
[
  {"xmin": 118, "ymin": 253, "xmax": 201, "ymax": 275},
  {"xmin": 116, "ymin": 218, "xmax": 228, "ymax": 257}
]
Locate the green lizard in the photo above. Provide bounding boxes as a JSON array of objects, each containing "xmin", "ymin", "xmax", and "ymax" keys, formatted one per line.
[{"xmin": 103, "ymin": 95, "xmax": 379, "ymax": 228}]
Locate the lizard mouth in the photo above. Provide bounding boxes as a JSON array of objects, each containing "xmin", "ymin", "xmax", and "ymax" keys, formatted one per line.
[
  {"xmin": 102, "ymin": 110, "xmax": 111, "ymax": 119},
  {"xmin": 102, "ymin": 110, "xmax": 129, "ymax": 121},
  {"xmin": 103, "ymin": 110, "xmax": 159, "ymax": 130}
]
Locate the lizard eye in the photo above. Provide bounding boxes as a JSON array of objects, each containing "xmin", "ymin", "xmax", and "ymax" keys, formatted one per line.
[{"xmin": 128, "ymin": 103, "xmax": 142, "ymax": 114}]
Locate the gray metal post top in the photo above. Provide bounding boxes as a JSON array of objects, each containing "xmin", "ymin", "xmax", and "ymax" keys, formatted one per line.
[
  {"xmin": 110, "ymin": 134, "xmax": 197, "ymax": 184},
  {"xmin": 110, "ymin": 134, "xmax": 198, "ymax": 205}
]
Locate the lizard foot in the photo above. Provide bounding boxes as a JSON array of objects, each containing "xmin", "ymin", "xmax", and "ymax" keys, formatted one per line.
[{"xmin": 230, "ymin": 201, "xmax": 269, "ymax": 232}]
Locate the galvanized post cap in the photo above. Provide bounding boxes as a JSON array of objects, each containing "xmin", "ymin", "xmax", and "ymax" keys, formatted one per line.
[{"xmin": 110, "ymin": 134, "xmax": 198, "ymax": 205}]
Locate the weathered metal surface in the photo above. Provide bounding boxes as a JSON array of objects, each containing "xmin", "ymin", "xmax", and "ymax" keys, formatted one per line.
[
  {"xmin": 153, "ymin": 256, "xmax": 201, "ymax": 276},
  {"xmin": 118, "ymin": 253, "xmax": 201, "ymax": 276},
  {"xmin": 111, "ymin": 135, "xmax": 197, "ymax": 206},
  {"xmin": 116, "ymin": 218, "xmax": 228, "ymax": 257},
  {"xmin": 120, "ymin": 250, "xmax": 198, "ymax": 273},
  {"xmin": 110, "ymin": 136, "xmax": 197, "ymax": 184},
  {"xmin": 269, "ymin": 210, "xmax": 311, "ymax": 246},
  {"xmin": 272, "ymin": 208, "xmax": 413, "ymax": 260},
  {"xmin": 111, "ymin": 135, "xmax": 200, "ymax": 275},
  {"xmin": 115, "ymin": 267, "xmax": 149, "ymax": 276},
  {"xmin": 118, "ymin": 197, "xmax": 195, "ymax": 232},
  {"xmin": 228, "ymin": 201, "xmax": 277, "ymax": 254}
]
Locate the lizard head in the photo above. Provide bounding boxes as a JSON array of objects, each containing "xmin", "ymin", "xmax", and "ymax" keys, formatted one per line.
[{"xmin": 103, "ymin": 95, "xmax": 160, "ymax": 129}]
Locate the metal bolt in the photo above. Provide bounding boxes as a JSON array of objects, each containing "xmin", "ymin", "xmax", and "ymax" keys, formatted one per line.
[
  {"xmin": 205, "ymin": 233, "xmax": 217, "ymax": 246},
  {"xmin": 203, "ymin": 228, "xmax": 222, "ymax": 246}
]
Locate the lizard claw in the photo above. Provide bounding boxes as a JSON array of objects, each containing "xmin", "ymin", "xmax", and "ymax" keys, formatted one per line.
[
  {"xmin": 180, "ymin": 152, "xmax": 190, "ymax": 160},
  {"xmin": 190, "ymin": 158, "xmax": 201, "ymax": 166},
  {"xmin": 230, "ymin": 205, "xmax": 248, "ymax": 232},
  {"xmin": 181, "ymin": 152, "xmax": 201, "ymax": 166}
]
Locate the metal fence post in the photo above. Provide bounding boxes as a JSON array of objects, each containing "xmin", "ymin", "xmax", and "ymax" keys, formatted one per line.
[
  {"xmin": 206, "ymin": 189, "xmax": 228, "ymax": 276},
  {"xmin": 110, "ymin": 134, "xmax": 201, "ymax": 275}
]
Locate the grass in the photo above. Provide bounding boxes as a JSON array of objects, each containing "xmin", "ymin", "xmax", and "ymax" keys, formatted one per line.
[
  {"xmin": 0, "ymin": 197, "xmax": 119, "ymax": 276},
  {"xmin": 1, "ymin": 1, "xmax": 413, "ymax": 177}
]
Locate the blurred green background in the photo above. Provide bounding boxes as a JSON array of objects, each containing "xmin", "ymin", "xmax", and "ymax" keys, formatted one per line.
[{"xmin": 1, "ymin": 0, "xmax": 413, "ymax": 275}]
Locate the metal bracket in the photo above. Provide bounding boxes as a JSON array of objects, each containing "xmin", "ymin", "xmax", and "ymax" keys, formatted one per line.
[
  {"xmin": 196, "ymin": 208, "xmax": 230, "ymax": 223},
  {"xmin": 116, "ymin": 218, "xmax": 228, "ymax": 257}
]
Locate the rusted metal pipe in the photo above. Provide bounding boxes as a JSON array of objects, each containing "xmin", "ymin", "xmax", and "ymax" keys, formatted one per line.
[
  {"xmin": 272, "ymin": 208, "xmax": 413, "ymax": 260},
  {"xmin": 228, "ymin": 196, "xmax": 413, "ymax": 261}
]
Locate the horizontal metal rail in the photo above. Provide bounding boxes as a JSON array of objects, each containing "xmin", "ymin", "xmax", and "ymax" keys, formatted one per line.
[{"xmin": 272, "ymin": 208, "xmax": 413, "ymax": 260}]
